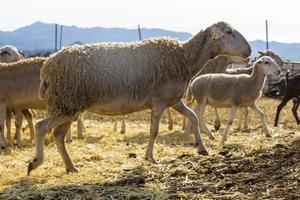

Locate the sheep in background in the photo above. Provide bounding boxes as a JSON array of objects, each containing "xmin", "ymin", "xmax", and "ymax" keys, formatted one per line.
[
  {"xmin": 27, "ymin": 22, "xmax": 251, "ymax": 174},
  {"xmin": 0, "ymin": 45, "xmax": 35, "ymax": 145},
  {"xmin": 188, "ymin": 56, "xmax": 281, "ymax": 146},
  {"xmin": 274, "ymin": 70, "xmax": 300, "ymax": 126},
  {"xmin": 0, "ymin": 57, "xmax": 85, "ymax": 148}
]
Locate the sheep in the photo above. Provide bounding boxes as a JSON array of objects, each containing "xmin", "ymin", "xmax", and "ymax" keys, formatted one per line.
[
  {"xmin": 27, "ymin": 22, "xmax": 251, "ymax": 174},
  {"xmin": 0, "ymin": 57, "xmax": 85, "ymax": 148},
  {"xmin": 188, "ymin": 56, "xmax": 281, "ymax": 146},
  {"xmin": 274, "ymin": 71, "xmax": 300, "ymax": 126},
  {"xmin": 0, "ymin": 45, "xmax": 36, "ymax": 146}
]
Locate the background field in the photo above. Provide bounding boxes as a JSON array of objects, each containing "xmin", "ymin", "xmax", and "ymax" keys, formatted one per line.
[{"xmin": 0, "ymin": 97, "xmax": 299, "ymax": 199}]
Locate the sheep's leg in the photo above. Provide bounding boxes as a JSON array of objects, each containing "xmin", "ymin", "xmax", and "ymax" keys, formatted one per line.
[
  {"xmin": 181, "ymin": 114, "xmax": 187, "ymax": 131},
  {"xmin": 120, "ymin": 115, "xmax": 126, "ymax": 134},
  {"xmin": 167, "ymin": 108, "xmax": 173, "ymax": 130},
  {"xmin": 113, "ymin": 117, "xmax": 117, "ymax": 132},
  {"xmin": 237, "ymin": 107, "xmax": 243, "ymax": 131},
  {"xmin": 292, "ymin": 100, "xmax": 300, "ymax": 124},
  {"xmin": 145, "ymin": 104, "xmax": 165, "ymax": 163},
  {"xmin": 66, "ymin": 125, "xmax": 72, "ymax": 143},
  {"xmin": 77, "ymin": 115, "xmax": 84, "ymax": 139},
  {"xmin": 243, "ymin": 107, "xmax": 249, "ymax": 130},
  {"xmin": 250, "ymin": 103, "xmax": 271, "ymax": 137},
  {"xmin": 28, "ymin": 115, "xmax": 71, "ymax": 175},
  {"xmin": 0, "ymin": 105, "xmax": 7, "ymax": 148},
  {"xmin": 23, "ymin": 109, "xmax": 35, "ymax": 142},
  {"xmin": 53, "ymin": 121, "xmax": 78, "ymax": 173},
  {"xmin": 6, "ymin": 109, "xmax": 12, "ymax": 143},
  {"xmin": 214, "ymin": 108, "xmax": 221, "ymax": 131},
  {"xmin": 15, "ymin": 110, "xmax": 23, "ymax": 147},
  {"xmin": 221, "ymin": 105, "xmax": 237, "ymax": 146},
  {"xmin": 172, "ymin": 100, "xmax": 208, "ymax": 155},
  {"xmin": 274, "ymin": 96, "xmax": 292, "ymax": 127}
]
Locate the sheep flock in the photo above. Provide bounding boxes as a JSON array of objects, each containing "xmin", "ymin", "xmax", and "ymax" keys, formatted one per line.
[{"xmin": 0, "ymin": 22, "xmax": 299, "ymax": 199}]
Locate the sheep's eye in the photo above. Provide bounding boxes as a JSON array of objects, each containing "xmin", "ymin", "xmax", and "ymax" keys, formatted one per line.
[
  {"xmin": 226, "ymin": 29, "xmax": 233, "ymax": 34},
  {"xmin": 0, "ymin": 51, "xmax": 10, "ymax": 56},
  {"xmin": 264, "ymin": 61, "xmax": 270, "ymax": 65}
]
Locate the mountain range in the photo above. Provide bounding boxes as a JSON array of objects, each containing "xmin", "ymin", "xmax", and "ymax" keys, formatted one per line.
[{"xmin": 0, "ymin": 21, "xmax": 299, "ymax": 60}]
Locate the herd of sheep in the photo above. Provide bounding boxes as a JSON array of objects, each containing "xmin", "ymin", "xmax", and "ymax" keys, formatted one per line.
[{"xmin": 0, "ymin": 22, "xmax": 298, "ymax": 176}]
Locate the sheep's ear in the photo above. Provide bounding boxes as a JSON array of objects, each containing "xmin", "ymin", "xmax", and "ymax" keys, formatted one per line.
[
  {"xmin": 258, "ymin": 50, "xmax": 265, "ymax": 55},
  {"xmin": 211, "ymin": 26, "xmax": 224, "ymax": 40}
]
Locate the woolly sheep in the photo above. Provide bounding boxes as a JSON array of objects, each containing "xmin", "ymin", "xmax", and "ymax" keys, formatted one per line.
[
  {"xmin": 27, "ymin": 22, "xmax": 251, "ymax": 174},
  {"xmin": 188, "ymin": 56, "xmax": 281, "ymax": 146}
]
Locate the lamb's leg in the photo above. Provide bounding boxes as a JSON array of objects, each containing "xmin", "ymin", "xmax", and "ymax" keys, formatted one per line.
[
  {"xmin": 23, "ymin": 109, "xmax": 35, "ymax": 142},
  {"xmin": 77, "ymin": 115, "xmax": 84, "ymax": 139},
  {"xmin": 53, "ymin": 121, "xmax": 78, "ymax": 173},
  {"xmin": 181, "ymin": 114, "xmax": 187, "ymax": 131},
  {"xmin": 237, "ymin": 107, "xmax": 243, "ymax": 131},
  {"xmin": 274, "ymin": 96, "xmax": 292, "ymax": 127},
  {"xmin": 15, "ymin": 110, "xmax": 23, "ymax": 147},
  {"xmin": 221, "ymin": 105, "xmax": 237, "ymax": 146},
  {"xmin": 145, "ymin": 104, "xmax": 165, "ymax": 163},
  {"xmin": 28, "ymin": 115, "xmax": 71, "ymax": 175},
  {"xmin": 196, "ymin": 101, "xmax": 214, "ymax": 140},
  {"xmin": 120, "ymin": 115, "xmax": 126, "ymax": 134},
  {"xmin": 214, "ymin": 108, "xmax": 221, "ymax": 131},
  {"xmin": 6, "ymin": 109, "xmax": 12, "ymax": 143},
  {"xmin": 113, "ymin": 117, "xmax": 117, "ymax": 132},
  {"xmin": 243, "ymin": 107, "xmax": 249, "ymax": 130},
  {"xmin": 250, "ymin": 103, "xmax": 271, "ymax": 137},
  {"xmin": 66, "ymin": 126, "xmax": 72, "ymax": 143},
  {"xmin": 0, "ymin": 105, "xmax": 7, "ymax": 148},
  {"xmin": 167, "ymin": 108, "xmax": 173, "ymax": 130},
  {"xmin": 292, "ymin": 99, "xmax": 300, "ymax": 124},
  {"xmin": 172, "ymin": 100, "xmax": 208, "ymax": 155}
]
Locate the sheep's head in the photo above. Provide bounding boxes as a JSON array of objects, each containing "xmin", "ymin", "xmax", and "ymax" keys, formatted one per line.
[
  {"xmin": 209, "ymin": 22, "xmax": 251, "ymax": 59},
  {"xmin": 256, "ymin": 56, "xmax": 281, "ymax": 77},
  {"xmin": 258, "ymin": 50, "xmax": 284, "ymax": 68},
  {"xmin": 0, "ymin": 45, "xmax": 24, "ymax": 63}
]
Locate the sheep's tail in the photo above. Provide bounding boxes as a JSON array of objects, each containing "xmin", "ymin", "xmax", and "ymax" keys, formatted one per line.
[{"xmin": 39, "ymin": 79, "xmax": 47, "ymax": 100}]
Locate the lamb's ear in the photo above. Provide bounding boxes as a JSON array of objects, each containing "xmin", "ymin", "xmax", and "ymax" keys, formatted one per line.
[
  {"xmin": 258, "ymin": 50, "xmax": 265, "ymax": 55},
  {"xmin": 211, "ymin": 26, "xmax": 224, "ymax": 40}
]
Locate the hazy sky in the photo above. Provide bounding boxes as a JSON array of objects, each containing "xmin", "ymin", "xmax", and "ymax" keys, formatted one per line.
[{"xmin": 1, "ymin": 0, "xmax": 300, "ymax": 42}]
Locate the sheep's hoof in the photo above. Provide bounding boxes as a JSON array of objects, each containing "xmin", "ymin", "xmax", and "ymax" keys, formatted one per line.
[
  {"xmin": 145, "ymin": 156, "xmax": 159, "ymax": 164},
  {"xmin": 214, "ymin": 124, "xmax": 220, "ymax": 131},
  {"xmin": 66, "ymin": 167, "xmax": 78, "ymax": 173},
  {"xmin": 274, "ymin": 123, "xmax": 278, "ymax": 127},
  {"xmin": 168, "ymin": 124, "xmax": 173, "ymax": 131},
  {"xmin": 66, "ymin": 139, "xmax": 73, "ymax": 143},
  {"xmin": 265, "ymin": 134, "xmax": 272, "ymax": 138},
  {"xmin": 120, "ymin": 130, "xmax": 126, "ymax": 134},
  {"xmin": 27, "ymin": 158, "xmax": 40, "ymax": 175},
  {"xmin": 198, "ymin": 149, "xmax": 209, "ymax": 156}
]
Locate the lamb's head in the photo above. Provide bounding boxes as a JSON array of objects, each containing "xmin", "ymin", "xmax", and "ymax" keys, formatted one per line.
[
  {"xmin": 258, "ymin": 50, "xmax": 284, "ymax": 68},
  {"xmin": 0, "ymin": 45, "xmax": 24, "ymax": 63},
  {"xmin": 208, "ymin": 22, "xmax": 251, "ymax": 58},
  {"xmin": 256, "ymin": 56, "xmax": 281, "ymax": 77}
]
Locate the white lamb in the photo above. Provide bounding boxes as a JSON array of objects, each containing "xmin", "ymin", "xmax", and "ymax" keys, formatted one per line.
[{"xmin": 189, "ymin": 56, "xmax": 281, "ymax": 146}]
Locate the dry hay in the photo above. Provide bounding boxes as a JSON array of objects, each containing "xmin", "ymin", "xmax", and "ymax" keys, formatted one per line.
[{"xmin": 0, "ymin": 97, "xmax": 299, "ymax": 199}]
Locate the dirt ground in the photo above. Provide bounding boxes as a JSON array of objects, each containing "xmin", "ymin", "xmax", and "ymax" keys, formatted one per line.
[{"xmin": 0, "ymin": 97, "xmax": 299, "ymax": 199}]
